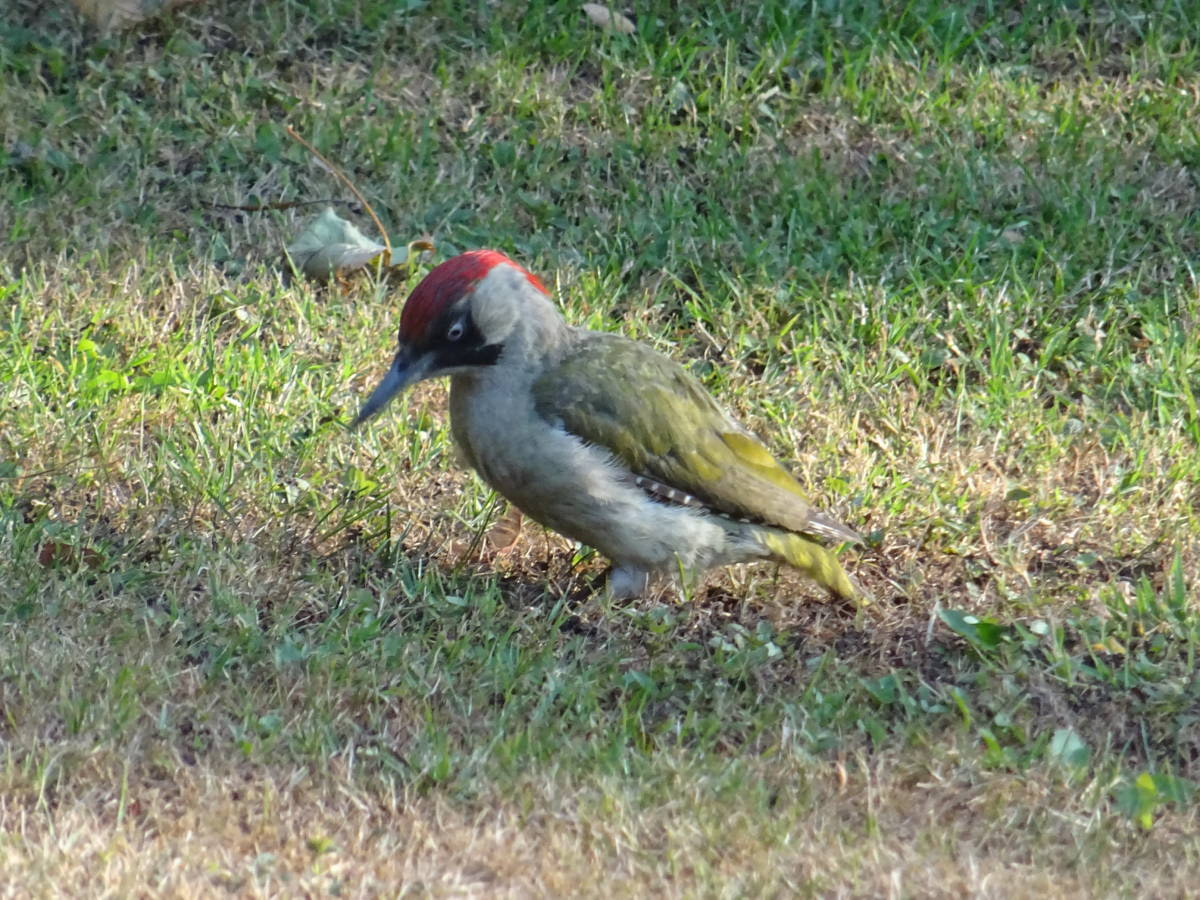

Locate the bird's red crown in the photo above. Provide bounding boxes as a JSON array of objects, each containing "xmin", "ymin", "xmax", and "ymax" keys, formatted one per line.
[{"xmin": 399, "ymin": 250, "xmax": 549, "ymax": 342}]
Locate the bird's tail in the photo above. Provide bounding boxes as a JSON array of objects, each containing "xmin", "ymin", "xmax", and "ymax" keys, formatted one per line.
[{"xmin": 750, "ymin": 526, "xmax": 863, "ymax": 603}]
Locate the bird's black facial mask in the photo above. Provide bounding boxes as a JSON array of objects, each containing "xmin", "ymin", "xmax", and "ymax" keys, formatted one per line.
[{"xmin": 425, "ymin": 307, "xmax": 503, "ymax": 372}]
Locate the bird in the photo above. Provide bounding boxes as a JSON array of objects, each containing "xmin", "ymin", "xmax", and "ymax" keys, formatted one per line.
[{"xmin": 353, "ymin": 249, "xmax": 862, "ymax": 601}]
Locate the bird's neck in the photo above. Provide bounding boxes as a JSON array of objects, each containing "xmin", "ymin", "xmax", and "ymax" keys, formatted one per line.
[{"xmin": 463, "ymin": 264, "xmax": 577, "ymax": 385}]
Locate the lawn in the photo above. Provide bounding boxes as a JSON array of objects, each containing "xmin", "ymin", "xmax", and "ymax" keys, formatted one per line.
[{"xmin": 2, "ymin": 0, "xmax": 1199, "ymax": 894}]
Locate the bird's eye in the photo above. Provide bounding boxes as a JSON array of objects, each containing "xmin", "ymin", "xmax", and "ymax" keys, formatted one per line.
[{"xmin": 446, "ymin": 320, "xmax": 466, "ymax": 342}]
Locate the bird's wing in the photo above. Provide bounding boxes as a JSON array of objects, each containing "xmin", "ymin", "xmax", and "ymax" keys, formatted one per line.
[{"xmin": 532, "ymin": 332, "xmax": 859, "ymax": 544}]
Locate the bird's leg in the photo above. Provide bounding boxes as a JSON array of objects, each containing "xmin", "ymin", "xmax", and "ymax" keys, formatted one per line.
[
  {"xmin": 606, "ymin": 566, "xmax": 703, "ymax": 603},
  {"xmin": 607, "ymin": 565, "xmax": 652, "ymax": 600}
]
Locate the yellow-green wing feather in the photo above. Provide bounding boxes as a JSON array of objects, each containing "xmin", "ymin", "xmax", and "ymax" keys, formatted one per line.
[{"xmin": 533, "ymin": 332, "xmax": 859, "ymax": 544}]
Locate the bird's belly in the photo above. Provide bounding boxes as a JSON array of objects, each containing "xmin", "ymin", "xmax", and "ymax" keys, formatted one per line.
[
  {"xmin": 449, "ymin": 377, "xmax": 752, "ymax": 573},
  {"xmin": 475, "ymin": 438, "xmax": 742, "ymax": 572}
]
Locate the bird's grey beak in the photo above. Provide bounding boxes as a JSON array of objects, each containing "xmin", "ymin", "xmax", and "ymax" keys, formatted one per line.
[{"xmin": 352, "ymin": 348, "xmax": 430, "ymax": 428}]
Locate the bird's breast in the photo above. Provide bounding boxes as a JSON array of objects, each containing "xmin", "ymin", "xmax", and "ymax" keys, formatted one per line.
[{"xmin": 448, "ymin": 372, "xmax": 543, "ymax": 491}]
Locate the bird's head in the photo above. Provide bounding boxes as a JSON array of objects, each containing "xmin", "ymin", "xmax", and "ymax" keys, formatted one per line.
[{"xmin": 353, "ymin": 249, "xmax": 552, "ymax": 427}]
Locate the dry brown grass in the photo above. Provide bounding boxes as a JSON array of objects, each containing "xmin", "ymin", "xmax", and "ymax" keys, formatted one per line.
[{"xmin": 3, "ymin": 749, "xmax": 1196, "ymax": 898}]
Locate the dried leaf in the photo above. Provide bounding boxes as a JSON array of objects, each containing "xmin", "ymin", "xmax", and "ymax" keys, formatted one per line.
[
  {"xmin": 408, "ymin": 237, "xmax": 436, "ymax": 257},
  {"xmin": 581, "ymin": 4, "xmax": 635, "ymax": 34},
  {"xmin": 484, "ymin": 507, "xmax": 524, "ymax": 553},
  {"xmin": 70, "ymin": 0, "xmax": 202, "ymax": 31},
  {"xmin": 379, "ymin": 237, "xmax": 437, "ymax": 287},
  {"xmin": 286, "ymin": 207, "xmax": 387, "ymax": 281},
  {"xmin": 38, "ymin": 541, "xmax": 105, "ymax": 570},
  {"xmin": 393, "ymin": 236, "xmax": 435, "ymax": 269}
]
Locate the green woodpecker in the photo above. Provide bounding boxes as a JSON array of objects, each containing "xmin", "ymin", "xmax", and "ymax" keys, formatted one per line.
[{"xmin": 354, "ymin": 250, "xmax": 861, "ymax": 600}]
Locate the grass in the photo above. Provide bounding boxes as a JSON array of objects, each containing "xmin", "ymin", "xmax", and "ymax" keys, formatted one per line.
[{"xmin": 2, "ymin": 0, "xmax": 1200, "ymax": 894}]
